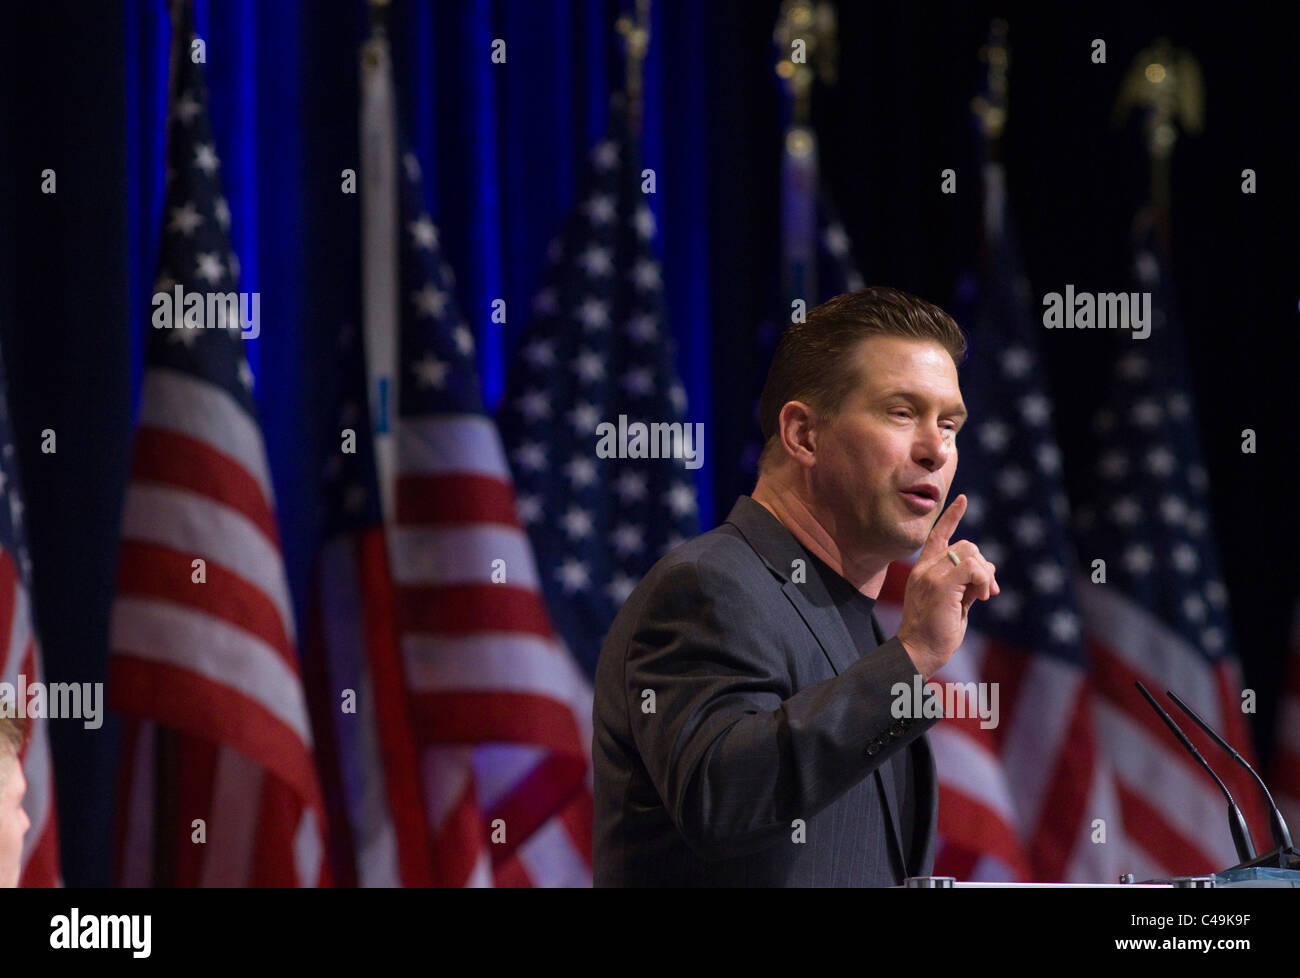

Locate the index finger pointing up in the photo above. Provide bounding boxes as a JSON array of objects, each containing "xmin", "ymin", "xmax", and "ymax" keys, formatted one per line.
[{"xmin": 918, "ymin": 493, "xmax": 967, "ymax": 563}]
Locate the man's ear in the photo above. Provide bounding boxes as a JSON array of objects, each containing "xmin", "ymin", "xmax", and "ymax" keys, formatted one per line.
[{"xmin": 778, "ymin": 400, "xmax": 817, "ymax": 467}]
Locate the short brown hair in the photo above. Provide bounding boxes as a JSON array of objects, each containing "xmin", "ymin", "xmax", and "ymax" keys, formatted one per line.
[
  {"xmin": 757, "ymin": 286, "xmax": 966, "ymax": 468},
  {"xmin": 0, "ymin": 715, "xmax": 27, "ymax": 756}
]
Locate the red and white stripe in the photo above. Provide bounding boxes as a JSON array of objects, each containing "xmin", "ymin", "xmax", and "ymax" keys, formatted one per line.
[
  {"xmin": 877, "ymin": 562, "xmax": 1126, "ymax": 882},
  {"xmin": 879, "ymin": 556, "xmax": 1269, "ymax": 880},
  {"xmin": 392, "ymin": 414, "xmax": 592, "ymax": 887},
  {"xmin": 111, "ymin": 367, "xmax": 327, "ymax": 887},
  {"xmin": 305, "ymin": 527, "xmax": 434, "ymax": 887},
  {"xmin": 1, "ymin": 553, "xmax": 61, "ymax": 887},
  {"xmin": 1080, "ymin": 581, "xmax": 1269, "ymax": 877}
]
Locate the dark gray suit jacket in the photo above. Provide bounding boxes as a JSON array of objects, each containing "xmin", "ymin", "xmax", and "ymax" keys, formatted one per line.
[{"xmin": 593, "ymin": 495, "xmax": 939, "ymax": 886}]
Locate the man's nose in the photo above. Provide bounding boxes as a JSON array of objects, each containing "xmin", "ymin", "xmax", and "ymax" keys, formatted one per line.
[{"xmin": 914, "ymin": 424, "xmax": 955, "ymax": 469}]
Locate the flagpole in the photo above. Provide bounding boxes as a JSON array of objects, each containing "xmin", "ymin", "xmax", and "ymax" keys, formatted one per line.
[
  {"xmin": 158, "ymin": 0, "xmax": 190, "ymax": 214},
  {"xmin": 971, "ymin": 19, "xmax": 1009, "ymax": 249},
  {"xmin": 773, "ymin": 0, "xmax": 837, "ymax": 309},
  {"xmin": 367, "ymin": 0, "xmax": 390, "ymax": 36},
  {"xmin": 165, "ymin": 0, "xmax": 188, "ymax": 111},
  {"xmin": 149, "ymin": 0, "xmax": 194, "ymax": 890},
  {"xmin": 360, "ymin": 0, "xmax": 400, "ymax": 522}
]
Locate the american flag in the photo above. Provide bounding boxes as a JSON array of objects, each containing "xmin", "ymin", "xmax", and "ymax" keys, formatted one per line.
[
  {"xmin": 497, "ymin": 97, "xmax": 700, "ymax": 680},
  {"xmin": 302, "ymin": 317, "xmax": 432, "ymax": 887},
  {"xmin": 1069, "ymin": 208, "xmax": 1270, "ymax": 877},
  {"xmin": 389, "ymin": 144, "xmax": 594, "ymax": 886},
  {"xmin": 0, "ymin": 342, "xmax": 60, "ymax": 887},
  {"xmin": 109, "ymin": 9, "xmax": 327, "ymax": 886},
  {"xmin": 877, "ymin": 160, "xmax": 1124, "ymax": 882},
  {"xmin": 741, "ymin": 189, "xmax": 865, "ymax": 478}
]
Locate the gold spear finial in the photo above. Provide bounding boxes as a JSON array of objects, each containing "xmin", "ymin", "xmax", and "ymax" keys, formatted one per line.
[
  {"xmin": 774, "ymin": 0, "xmax": 838, "ymax": 125},
  {"xmin": 1113, "ymin": 38, "xmax": 1203, "ymax": 215},
  {"xmin": 1113, "ymin": 37, "xmax": 1204, "ymax": 157},
  {"xmin": 970, "ymin": 18, "xmax": 1009, "ymax": 145},
  {"xmin": 363, "ymin": 0, "xmax": 391, "ymax": 64},
  {"xmin": 616, "ymin": 0, "xmax": 651, "ymax": 136}
]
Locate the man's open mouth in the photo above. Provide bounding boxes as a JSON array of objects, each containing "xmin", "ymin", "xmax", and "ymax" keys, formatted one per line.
[{"xmin": 900, "ymin": 484, "xmax": 940, "ymax": 511}]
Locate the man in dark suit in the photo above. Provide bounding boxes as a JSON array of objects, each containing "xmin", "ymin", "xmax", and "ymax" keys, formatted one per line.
[{"xmin": 593, "ymin": 286, "xmax": 1000, "ymax": 886}]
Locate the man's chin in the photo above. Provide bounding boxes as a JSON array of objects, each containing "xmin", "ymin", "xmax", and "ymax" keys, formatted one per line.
[
  {"xmin": 861, "ymin": 506, "xmax": 937, "ymax": 560},
  {"xmin": 894, "ymin": 518, "xmax": 936, "ymax": 557},
  {"xmin": 873, "ymin": 527, "xmax": 929, "ymax": 561}
]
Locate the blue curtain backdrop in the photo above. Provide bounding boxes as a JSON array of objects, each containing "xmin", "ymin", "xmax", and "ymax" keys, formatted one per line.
[
  {"xmin": 1, "ymin": 0, "xmax": 1297, "ymax": 886},
  {"xmin": 126, "ymin": 0, "xmax": 716, "ymax": 607},
  {"xmin": 6, "ymin": 0, "xmax": 720, "ymax": 886}
]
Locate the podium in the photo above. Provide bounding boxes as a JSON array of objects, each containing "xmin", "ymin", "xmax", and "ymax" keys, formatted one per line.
[{"xmin": 904, "ymin": 868, "xmax": 1300, "ymax": 888}]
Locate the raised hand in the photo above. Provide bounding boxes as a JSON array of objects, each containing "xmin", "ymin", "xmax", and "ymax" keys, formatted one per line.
[{"xmin": 895, "ymin": 494, "xmax": 1000, "ymax": 679}]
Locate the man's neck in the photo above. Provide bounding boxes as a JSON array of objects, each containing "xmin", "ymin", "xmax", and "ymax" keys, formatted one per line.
[{"xmin": 751, "ymin": 479, "xmax": 890, "ymax": 598}]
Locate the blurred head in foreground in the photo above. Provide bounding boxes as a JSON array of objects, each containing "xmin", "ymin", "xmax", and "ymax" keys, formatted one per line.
[{"xmin": 0, "ymin": 715, "xmax": 30, "ymax": 888}]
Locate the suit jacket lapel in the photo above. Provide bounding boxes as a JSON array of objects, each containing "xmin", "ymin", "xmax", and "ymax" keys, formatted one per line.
[
  {"xmin": 727, "ymin": 496, "xmax": 910, "ymax": 873},
  {"xmin": 726, "ymin": 496, "xmax": 860, "ymax": 676},
  {"xmin": 779, "ymin": 579, "xmax": 858, "ymax": 676}
]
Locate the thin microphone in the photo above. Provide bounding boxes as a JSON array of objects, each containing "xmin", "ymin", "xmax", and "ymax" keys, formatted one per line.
[
  {"xmin": 1166, "ymin": 689, "xmax": 1293, "ymax": 852},
  {"xmin": 1134, "ymin": 681, "xmax": 1256, "ymax": 863}
]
